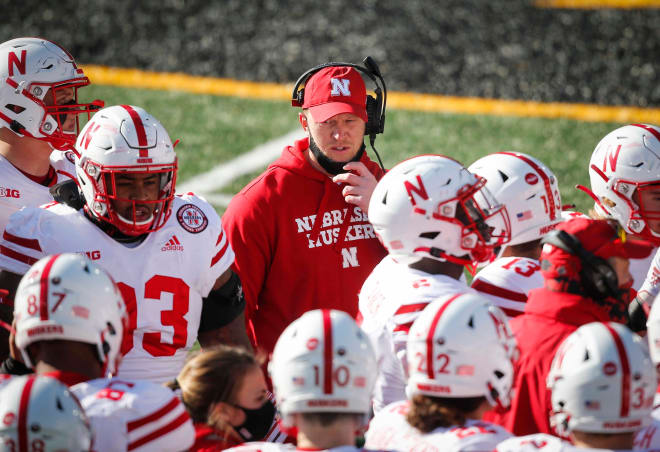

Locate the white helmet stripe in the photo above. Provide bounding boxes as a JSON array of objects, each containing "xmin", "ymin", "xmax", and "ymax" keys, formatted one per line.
[
  {"xmin": 499, "ymin": 151, "xmax": 557, "ymax": 221},
  {"xmin": 18, "ymin": 375, "xmax": 36, "ymax": 452},
  {"xmin": 603, "ymin": 322, "xmax": 631, "ymax": 418},
  {"xmin": 322, "ymin": 309, "xmax": 333, "ymax": 394},
  {"xmin": 425, "ymin": 293, "xmax": 462, "ymax": 380}
]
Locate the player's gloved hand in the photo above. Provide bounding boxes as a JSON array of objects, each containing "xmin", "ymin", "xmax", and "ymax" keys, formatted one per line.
[
  {"xmin": 627, "ymin": 297, "xmax": 648, "ymax": 333},
  {"xmin": 332, "ymin": 161, "xmax": 378, "ymax": 213}
]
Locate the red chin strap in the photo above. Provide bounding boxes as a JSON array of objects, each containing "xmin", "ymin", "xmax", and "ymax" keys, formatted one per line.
[{"xmin": 413, "ymin": 247, "xmax": 486, "ymax": 276}]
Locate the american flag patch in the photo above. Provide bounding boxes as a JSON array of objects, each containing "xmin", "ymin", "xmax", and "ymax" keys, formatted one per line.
[
  {"xmin": 72, "ymin": 306, "xmax": 90, "ymax": 319},
  {"xmin": 456, "ymin": 365, "xmax": 475, "ymax": 376},
  {"xmin": 516, "ymin": 211, "xmax": 533, "ymax": 221},
  {"xmin": 585, "ymin": 400, "xmax": 600, "ymax": 410},
  {"xmin": 292, "ymin": 377, "xmax": 305, "ymax": 386}
]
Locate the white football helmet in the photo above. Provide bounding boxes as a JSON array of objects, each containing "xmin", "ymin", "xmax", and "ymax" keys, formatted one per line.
[
  {"xmin": 406, "ymin": 292, "xmax": 517, "ymax": 412},
  {"xmin": 586, "ymin": 124, "xmax": 660, "ymax": 244},
  {"xmin": 0, "ymin": 37, "xmax": 102, "ymax": 151},
  {"xmin": 75, "ymin": 105, "xmax": 177, "ymax": 236},
  {"xmin": 369, "ymin": 155, "xmax": 511, "ymax": 266},
  {"xmin": 469, "ymin": 151, "xmax": 562, "ymax": 247},
  {"xmin": 0, "ymin": 375, "xmax": 92, "ymax": 452},
  {"xmin": 14, "ymin": 253, "xmax": 128, "ymax": 375},
  {"xmin": 269, "ymin": 309, "xmax": 377, "ymax": 420},
  {"xmin": 548, "ymin": 322, "xmax": 655, "ymax": 436}
]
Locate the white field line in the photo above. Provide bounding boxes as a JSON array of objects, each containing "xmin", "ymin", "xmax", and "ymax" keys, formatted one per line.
[{"xmin": 177, "ymin": 129, "xmax": 306, "ymax": 206}]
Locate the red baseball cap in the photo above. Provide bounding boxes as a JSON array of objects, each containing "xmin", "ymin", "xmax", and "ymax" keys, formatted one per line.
[
  {"xmin": 558, "ymin": 218, "xmax": 654, "ymax": 260},
  {"xmin": 302, "ymin": 66, "xmax": 368, "ymax": 123}
]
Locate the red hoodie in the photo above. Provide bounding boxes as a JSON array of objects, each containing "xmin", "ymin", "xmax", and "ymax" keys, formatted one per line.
[
  {"xmin": 489, "ymin": 286, "xmax": 618, "ymax": 436},
  {"xmin": 222, "ymin": 138, "xmax": 387, "ymax": 354}
]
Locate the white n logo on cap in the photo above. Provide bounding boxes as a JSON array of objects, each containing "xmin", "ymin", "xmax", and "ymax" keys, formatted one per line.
[{"xmin": 330, "ymin": 78, "xmax": 351, "ymax": 97}]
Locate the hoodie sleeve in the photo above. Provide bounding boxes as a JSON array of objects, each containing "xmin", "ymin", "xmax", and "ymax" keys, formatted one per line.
[{"xmin": 222, "ymin": 190, "xmax": 273, "ymax": 324}]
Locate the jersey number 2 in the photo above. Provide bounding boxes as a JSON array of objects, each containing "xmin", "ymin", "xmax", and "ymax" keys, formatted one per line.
[{"xmin": 118, "ymin": 275, "xmax": 189, "ymax": 357}]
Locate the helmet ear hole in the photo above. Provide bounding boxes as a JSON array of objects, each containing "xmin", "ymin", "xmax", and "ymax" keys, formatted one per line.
[{"xmin": 419, "ymin": 232, "xmax": 440, "ymax": 240}]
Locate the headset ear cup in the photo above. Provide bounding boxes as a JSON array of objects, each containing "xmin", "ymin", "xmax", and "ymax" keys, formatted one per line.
[{"xmin": 365, "ymin": 95, "xmax": 378, "ymax": 136}]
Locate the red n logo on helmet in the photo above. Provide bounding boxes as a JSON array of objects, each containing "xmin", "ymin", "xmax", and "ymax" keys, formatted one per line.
[
  {"xmin": 7, "ymin": 50, "xmax": 27, "ymax": 77},
  {"xmin": 404, "ymin": 175, "xmax": 429, "ymax": 207},
  {"xmin": 602, "ymin": 145, "xmax": 622, "ymax": 173},
  {"xmin": 80, "ymin": 123, "xmax": 100, "ymax": 150}
]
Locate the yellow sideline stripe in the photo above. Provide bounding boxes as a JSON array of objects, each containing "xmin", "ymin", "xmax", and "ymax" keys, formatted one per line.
[
  {"xmin": 536, "ymin": 0, "xmax": 660, "ymax": 8},
  {"xmin": 81, "ymin": 65, "xmax": 660, "ymax": 124}
]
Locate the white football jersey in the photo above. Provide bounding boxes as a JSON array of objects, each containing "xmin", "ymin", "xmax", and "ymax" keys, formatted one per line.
[
  {"xmin": 0, "ymin": 193, "xmax": 234, "ymax": 383},
  {"xmin": 71, "ymin": 377, "xmax": 195, "ymax": 452},
  {"xmin": 635, "ymin": 248, "xmax": 660, "ymax": 304},
  {"xmin": 365, "ymin": 400, "xmax": 512, "ymax": 452},
  {"xmin": 226, "ymin": 444, "xmax": 382, "ymax": 452},
  {"xmin": 358, "ymin": 255, "xmax": 472, "ymax": 413},
  {"xmin": 495, "ymin": 433, "xmax": 627, "ymax": 451},
  {"xmin": 471, "ymin": 256, "xmax": 543, "ymax": 319},
  {"xmin": 0, "ymin": 151, "xmax": 76, "ymax": 234},
  {"xmin": 634, "ymin": 410, "xmax": 660, "ymax": 450}
]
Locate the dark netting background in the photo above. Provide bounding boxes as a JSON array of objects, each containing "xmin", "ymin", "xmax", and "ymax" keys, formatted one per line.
[{"xmin": 2, "ymin": 0, "xmax": 658, "ymax": 106}]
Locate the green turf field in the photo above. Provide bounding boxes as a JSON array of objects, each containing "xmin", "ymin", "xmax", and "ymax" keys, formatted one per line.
[{"xmin": 85, "ymin": 85, "xmax": 623, "ymax": 216}]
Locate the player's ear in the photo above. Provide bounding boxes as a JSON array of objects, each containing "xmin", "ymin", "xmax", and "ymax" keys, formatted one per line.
[{"xmin": 299, "ymin": 112, "xmax": 308, "ymax": 131}]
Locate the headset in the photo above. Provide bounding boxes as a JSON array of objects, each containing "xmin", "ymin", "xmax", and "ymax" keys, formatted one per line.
[
  {"xmin": 291, "ymin": 56, "xmax": 387, "ymax": 170},
  {"xmin": 541, "ymin": 229, "xmax": 620, "ymax": 302}
]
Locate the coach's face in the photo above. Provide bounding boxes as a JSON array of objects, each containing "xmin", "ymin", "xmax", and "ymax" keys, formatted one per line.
[
  {"xmin": 301, "ymin": 110, "xmax": 365, "ymax": 164},
  {"xmin": 106, "ymin": 172, "xmax": 160, "ymax": 223}
]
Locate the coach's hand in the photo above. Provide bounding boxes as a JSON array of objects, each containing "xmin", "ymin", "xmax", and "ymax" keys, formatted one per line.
[{"xmin": 333, "ymin": 162, "xmax": 378, "ymax": 214}]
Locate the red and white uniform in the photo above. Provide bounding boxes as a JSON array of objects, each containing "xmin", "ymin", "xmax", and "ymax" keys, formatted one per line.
[
  {"xmin": 71, "ymin": 377, "xmax": 194, "ymax": 452},
  {"xmin": 358, "ymin": 255, "xmax": 472, "ymax": 412},
  {"xmin": 0, "ymin": 193, "xmax": 233, "ymax": 384},
  {"xmin": 471, "ymin": 256, "xmax": 543, "ymax": 319},
  {"xmin": 635, "ymin": 248, "xmax": 660, "ymax": 303},
  {"xmin": 496, "ymin": 434, "xmax": 621, "ymax": 451},
  {"xmin": 365, "ymin": 400, "xmax": 512, "ymax": 451},
  {"xmin": 227, "ymin": 444, "xmax": 382, "ymax": 452},
  {"xmin": 0, "ymin": 150, "xmax": 76, "ymax": 233},
  {"xmin": 635, "ymin": 416, "xmax": 660, "ymax": 451}
]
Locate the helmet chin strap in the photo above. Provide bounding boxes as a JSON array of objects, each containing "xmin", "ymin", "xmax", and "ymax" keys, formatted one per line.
[{"xmin": 308, "ymin": 134, "xmax": 365, "ymax": 176}]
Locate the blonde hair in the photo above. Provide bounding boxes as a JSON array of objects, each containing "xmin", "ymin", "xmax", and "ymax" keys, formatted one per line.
[{"xmin": 167, "ymin": 345, "xmax": 261, "ymax": 430}]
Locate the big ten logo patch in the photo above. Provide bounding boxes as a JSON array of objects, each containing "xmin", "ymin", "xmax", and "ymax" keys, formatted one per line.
[{"xmin": 0, "ymin": 187, "xmax": 20, "ymax": 198}]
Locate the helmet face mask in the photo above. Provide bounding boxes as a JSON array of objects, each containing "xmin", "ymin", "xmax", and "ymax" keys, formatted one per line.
[
  {"xmin": 368, "ymin": 155, "xmax": 510, "ymax": 267},
  {"xmin": 0, "ymin": 37, "xmax": 103, "ymax": 151},
  {"xmin": 588, "ymin": 124, "xmax": 660, "ymax": 243},
  {"xmin": 75, "ymin": 105, "xmax": 177, "ymax": 236}
]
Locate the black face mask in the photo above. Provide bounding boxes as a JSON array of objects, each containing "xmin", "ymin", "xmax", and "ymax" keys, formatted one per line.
[
  {"xmin": 233, "ymin": 399, "xmax": 276, "ymax": 441},
  {"xmin": 308, "ymin": 134, "xmax": 365, "ymax": 176}
]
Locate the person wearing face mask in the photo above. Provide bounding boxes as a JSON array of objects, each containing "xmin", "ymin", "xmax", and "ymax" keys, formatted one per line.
[
  {"xmin": 490, "ymin": 217, "xmax": 655, "ymax": 437},
  {"xmin": 221, "ymin": 61, "xmax": 388, "ymax": 362},
  {"xmin": 169, "ymin": 345, "xmax": 283, "ymax": 451}
]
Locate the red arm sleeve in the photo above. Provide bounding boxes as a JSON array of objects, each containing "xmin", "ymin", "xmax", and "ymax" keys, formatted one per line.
[{"xmin": 221, "ymin": 191, "xmax": 272, "ymax": 327}]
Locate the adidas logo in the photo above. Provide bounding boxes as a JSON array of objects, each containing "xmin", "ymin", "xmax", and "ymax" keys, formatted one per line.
[{"xmin": 161, "ymin": 235, "xmax": 184, "ymax": 252}]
